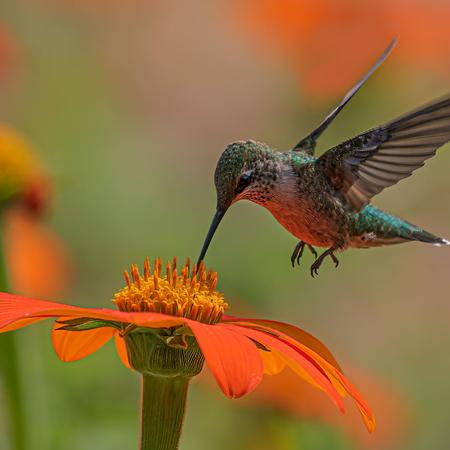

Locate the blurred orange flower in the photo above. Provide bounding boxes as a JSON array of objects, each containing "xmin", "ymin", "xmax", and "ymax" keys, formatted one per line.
[
  {"xmin": 3, "ymin": 209, "xmax": 71, "ymax": 298},
  {"xmin": 233, "ymin": 0, "xmax": 450, "ymax": 98},
  {"xmin": 0, "ymin": 124, "xmax": 70, "ymax": 297},
  {"xmin": 0, "ymin": 258, "xmax": 375, "ymax": 431},
  {"xmin": 244, "ymin": 364, "xmax": 409, "ymax": 449}
]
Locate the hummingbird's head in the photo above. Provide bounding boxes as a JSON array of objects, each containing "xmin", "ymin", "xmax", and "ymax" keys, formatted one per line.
[
  {"xmin": 198, "ymin": 140, "xmax": 276, "ymax": 265},
  {"xmin": 214, "ymin": 141, "xmax": 258, "ymax": 210}
]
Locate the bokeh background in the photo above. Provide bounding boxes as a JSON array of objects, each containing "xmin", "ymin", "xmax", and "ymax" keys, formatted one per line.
[{"xmin": 0, "ymin": 1, "xmax": 449, "ymax": 449}]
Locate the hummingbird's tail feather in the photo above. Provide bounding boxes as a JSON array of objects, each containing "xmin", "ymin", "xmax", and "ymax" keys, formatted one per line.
[
  {"xmin": 408, "ymin": 229, "xmax": 449, "ymax": 247},
  {"xmin": 351, "ymin": 205, "xmax": 449, "ymax": 248}
]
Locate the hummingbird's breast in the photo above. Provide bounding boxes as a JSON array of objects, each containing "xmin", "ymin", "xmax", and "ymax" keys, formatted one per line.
[{"xmin": 252, "ymin": 160, "xmax": 348, "ymax": 248}]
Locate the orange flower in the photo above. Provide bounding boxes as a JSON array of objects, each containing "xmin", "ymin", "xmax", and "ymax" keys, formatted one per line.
[
  {"xmin": 0, "ymin": 257, "xmax": 375, "ymax": 431},
  {"xmin": 244, "ymin": 365, "xmax": 409, "ymax": 449},
  {"xmin": 233, "ymin": 0, "xmax": 450, "ymax": 98},
  {"xmin": 3, "ymin": 208, "xmax": 71, "ymax": 298}
]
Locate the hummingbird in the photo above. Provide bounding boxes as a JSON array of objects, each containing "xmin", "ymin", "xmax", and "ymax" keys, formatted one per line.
[{"xmin": 198, "ymin": 39, "xmax": 450, "ymax": 277}]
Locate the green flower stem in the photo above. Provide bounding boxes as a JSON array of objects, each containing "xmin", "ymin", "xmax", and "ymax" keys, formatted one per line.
[
  {"xmin": 0, "ymin": 218, "xmax": 25, "ymax": 450},
  {"xmin": 124, "ymin": 331, "xmax": 205, "ymax": 450},
  {"xmin": 140, "ymin": 374, "xmax": 190, "ymax": 450}
]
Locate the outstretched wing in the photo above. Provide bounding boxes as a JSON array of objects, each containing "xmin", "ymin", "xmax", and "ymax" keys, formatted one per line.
[
  {"xmin": 317, "ymin": 95, "xmax": 450, "ymax": 211},
  {"xmin": 293, "ymin": 38, "xmax": 397, "ymax": 155}
]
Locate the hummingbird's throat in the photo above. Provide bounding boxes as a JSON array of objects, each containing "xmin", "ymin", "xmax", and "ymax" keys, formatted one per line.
[{"xmin": 113, "ymin": 258, "xmax": 228, "ymax": 325}]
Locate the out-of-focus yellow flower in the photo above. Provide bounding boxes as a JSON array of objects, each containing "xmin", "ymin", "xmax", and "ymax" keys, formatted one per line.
[{"xmin": 0, "ymin": 124, "xmax": 50, "ymax": 214}]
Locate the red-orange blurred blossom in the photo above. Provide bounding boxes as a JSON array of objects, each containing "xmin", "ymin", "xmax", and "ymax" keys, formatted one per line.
[
  {"xmin": 233, "ymin": 0, "xmax": 450, "ymax": 99},
  {"xmin": 3, "ymin": 208, "xmax": 72, "ymax": 299},
  {"xmin": 21, "ymin": 176, "xmax": 52, "ymax": 216},
  {"xmin": 243, "ymin": 365, "xmax": 410, "ymax": 449}
]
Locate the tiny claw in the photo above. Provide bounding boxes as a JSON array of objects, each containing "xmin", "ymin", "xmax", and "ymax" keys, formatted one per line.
[
  {"xmin": 310, "ymin": 263, "xmax": 319, "ymax": 278},
  {"xmin": 330, "ymin": 252, "xmax": 339, "ymax": 267},
  {"xmin": 308, "ymin": 245, "xmax": 318, "ymax": 259},
  {"xmin": 296, "ymin": 248, "xmax": 304, "ymax": 266},
  {"xmin": 309, "ymin": 247, "xmax": 339, "ymax": 277}
]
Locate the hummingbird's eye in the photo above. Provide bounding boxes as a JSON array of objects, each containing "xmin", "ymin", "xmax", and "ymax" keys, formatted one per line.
[{"xmin": 235, "ymin": 170, "xmax": 253, "ymax": 195}]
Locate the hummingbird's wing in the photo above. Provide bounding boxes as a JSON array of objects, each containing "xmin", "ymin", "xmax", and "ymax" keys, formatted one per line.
[
  {"xmin": 317, "ymin": 95, "xmax": 450, "ymax": 211},
  {"xmin": 292, "ymin": 38, "xmax": 397, "ymax": 155}
]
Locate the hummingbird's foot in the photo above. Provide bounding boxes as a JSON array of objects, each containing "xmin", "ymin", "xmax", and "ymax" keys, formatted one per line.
[
  {"xmin": 291, "ymin": 241, "xmax": 318, "ymax": 267},
  {"xmin": 310, "ymin": 248, "xmax": 339, "ymax": 277}
]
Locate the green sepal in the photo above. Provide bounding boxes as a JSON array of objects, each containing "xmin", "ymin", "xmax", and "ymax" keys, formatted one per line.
[
  {"xmin": 173, "ymin": 325, "xmax": 194, "ymax": 337},
  {"xmin": 55, "ymin": 317, "xmax": 123, "ymax": 331}
]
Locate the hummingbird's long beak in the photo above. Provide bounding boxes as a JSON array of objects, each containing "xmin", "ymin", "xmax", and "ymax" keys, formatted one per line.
[{"xmin": 197, "ymin": 208, "xmax": 226, "ymax": 267}]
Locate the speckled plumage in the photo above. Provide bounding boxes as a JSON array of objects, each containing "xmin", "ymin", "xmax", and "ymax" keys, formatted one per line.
[
  {"xmin": 214, "ymin": 140, "xmax": 446, "ymax": 252},
  {"xmin": 198, "ymin": 41, "xmax": 450, "ymax": 275}
]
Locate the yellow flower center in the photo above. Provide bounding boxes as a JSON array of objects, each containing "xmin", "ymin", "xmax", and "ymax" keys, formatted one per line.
[{"xmin": 113, "ymin": 257, "xmax": 228, "ymax": 325}]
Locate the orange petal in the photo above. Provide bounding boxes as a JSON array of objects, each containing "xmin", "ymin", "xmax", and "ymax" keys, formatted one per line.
[
  {"xmin": 239, "ymin": 321, "xmax": 375, "ymax": 430},
  {"xmin": 320, "ymin": 362, "xmax": 376, "ymax": 433},
  {"xmin": 187, "ymin": 320, "xmax": 264, "ymax": 399},
  {"xmin": 0, "ymin": 292, "xmax": 78, "ymax": 330},
  {"xmin": 233, "ymin": 324, "xmax": 345, "ymax": 413},
  {"xmin": 227, "ymin": 318, "xmax": 347, "ymax": 395},
  {"xmin": 0, "ymin": 292, "xmax": 185, "ymax": 331},
  {"xmin": 275, "ymin": 350, "xmax": 324, "ymax": 391},
  {"xmin": 259, "ymin": 348, "xmax": 286, "ymax": 376},
  {"xmin": 0, "ymin": 316, "xmax": 47, "ymax": 332},
  {"xmin": 114, "ymin": 332, "xmax": 132, "ymax": 370},
  {"xmin": 234, "ymin": 322, "xmax": 376, "ymax": 432},
  {"xmin": 52, "ymin": 322, "xmax": 115, "ymax": 362},
  {"xmin": 222, "ymin": 316, "xmax": 341, "ymax": 370}
]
